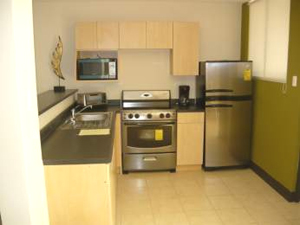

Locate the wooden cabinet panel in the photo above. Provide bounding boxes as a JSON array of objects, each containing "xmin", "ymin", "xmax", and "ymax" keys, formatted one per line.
[
  {"xmin": 119, "ymin": 22, "xmax": 147, "ymax": 49},
  {"xmin": 45, "ymin": 147, "xmax": 118, "ymax": 225},
  {"xmin": 177, "ymin": 112, "xmax": 204, "ymax": 166},
  {"xmin": 172, "ymin": 22, "xmax": 199, "ymax": 75},
  {"xmin": 178, "ymin": 112, "xmax": 204, "ymax": 124},
  {"xmin": 97, "ymin": 22, "xmax": 119, "ymax": 49},
  {"xmin": 114, "ymin": 113, "xmax": 122, "ymax": 173},
  {"xmin": 45, "ymin": 164, "xmax": 109, "ymax": 225},
  {"xmin": 108, "ymin": 146, "xmax": 117, "ymax": 225},
  {"xmin": 147, "ymin": 22, "xmax": 173, "ymax": 49},
  {"xmin": 75, "ymin": 22, "xmax": 97, "ymax": 50}
]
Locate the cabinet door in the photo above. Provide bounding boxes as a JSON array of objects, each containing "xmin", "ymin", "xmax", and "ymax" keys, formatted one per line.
[
  {"xmin": 177, "ymin": 113, "xmax": 204, "ymax": 166},
  {"xmin": 147, "ymin": 22, "xmax": 173, "ymax": 49},
  {"xmin": 108, "ymin": 145, "xmax": 117, "ymax": 225},
  {"xmin": 172, "ymin": 22, "xmax": 199, "ymax": 76},
  {"xmin": 114, "ymin": 113, "xmax": 122, "ymax": 173},
  {"xmin": 45, "ymin": 164, "xmax": 109, "ymax": 225},
  {"xmin": 97, "ymin": 22, "xmax": 119, "ymax": 49},
  {"xmin": 119, "ymin": 22, "xmax": 146, "ymax": 49},
  {"xmin": 75, "ymin": 22, "xmax": 97, "ymax": 50}
]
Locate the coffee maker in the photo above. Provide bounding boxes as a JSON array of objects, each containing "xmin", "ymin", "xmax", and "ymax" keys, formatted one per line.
[{"xmin": 178, "ymin": 85, "xmax": 190, "ymax": 107}]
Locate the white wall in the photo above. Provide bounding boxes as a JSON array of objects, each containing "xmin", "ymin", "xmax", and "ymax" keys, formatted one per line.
[
  {"xmin": 0, "ymin": 0, "xmax": 49, "ymax": 224},
  {"xmin": 33, "ymin": 0, "xmax": 242, "ymax": 99}
]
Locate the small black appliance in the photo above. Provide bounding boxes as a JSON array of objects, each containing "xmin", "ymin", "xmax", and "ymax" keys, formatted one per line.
[{"xmin": 178, "ymin": 85, "xmax": 190, "ymax": 106}]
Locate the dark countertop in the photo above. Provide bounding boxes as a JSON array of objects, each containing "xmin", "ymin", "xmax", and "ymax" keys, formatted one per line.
[
  {"xmin": 42, "ymin": 111, "xmax": 116, "ymax": 165},
  {"xmin": 41, "ymin": 100, "xmax": 204, "ymax": 166},
  {"xmin": 99, "ymin": 100, "xmax": 205, "ymax": 113},
  {"xmin": 38, "ymin": 89, "xmax": 78, "ymax": 115},
  {"xmin": 171, "ymin": 104, "xmax": 204, "ymax": 112}
]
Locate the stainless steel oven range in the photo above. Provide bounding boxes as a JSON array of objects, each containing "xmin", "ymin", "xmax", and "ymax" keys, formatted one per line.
[{"xmin": 121, "ymin": 90, "xmax": 177, "ymax": 173}]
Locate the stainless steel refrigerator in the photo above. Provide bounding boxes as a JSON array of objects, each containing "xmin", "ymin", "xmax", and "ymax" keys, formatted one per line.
[{"xmin": 196, "ymin": 61, "xmax": 253, "ymax": 169}]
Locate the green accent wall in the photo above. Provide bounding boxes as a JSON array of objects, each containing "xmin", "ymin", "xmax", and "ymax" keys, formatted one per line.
[{"xmin": 242, "ymin": 0, "xmax": 300, "ymax": 192}]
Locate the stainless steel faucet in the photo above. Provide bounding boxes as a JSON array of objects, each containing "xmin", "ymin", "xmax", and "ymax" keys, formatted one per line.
[{"xmin": 71, "ymin": 105, "xmax": 93, "ymax": 122}]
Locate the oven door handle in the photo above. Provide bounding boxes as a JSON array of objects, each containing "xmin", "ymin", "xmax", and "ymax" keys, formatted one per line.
[
  {"xmin": 126, "ymin": 145, "xmax": 175, "ymax": 150},
  {"xmin": 123, "ymin": 122, "xmax": 176, "ymax": 126}
]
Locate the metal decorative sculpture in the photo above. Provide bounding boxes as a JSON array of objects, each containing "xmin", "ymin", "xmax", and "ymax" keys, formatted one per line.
[{"xmin": 51, "ymin": 36, "xmax": 65, "ymax": 92}]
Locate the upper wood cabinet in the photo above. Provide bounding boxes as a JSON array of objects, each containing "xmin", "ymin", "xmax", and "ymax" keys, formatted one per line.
[
  {"xmin": 119, "ymin": 22, "xmax": 147, "ymax": 49},
  {"xmin": 97, "ymin": 22, "xmax": 119, "ymax": 50},
  {"xmin": 76, "ymin": 22, "xmax": 119, "ymax": 50},
  {"xmin": 75, "ymin": 22, "xmax": 97, "ymax": 50},
  {"xmin": 172, "ymin": 22, "xmax": 199, "ymax": 76},
  {"xmin": 146, "ymin": 22, "xmax": 173, "ymax": 49}
]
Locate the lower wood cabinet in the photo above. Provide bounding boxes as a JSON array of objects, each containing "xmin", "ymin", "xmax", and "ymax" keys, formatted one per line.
[
  {"xmin": 44, "ymin": 150, "xmax": 117, "ymax": 225},
  {"xmin": 177, "ymin": 112, "xmax": 204, "ymax": 166},
  {"xmin": 114, "ymin": 113, "xmax": 122, "ymax": 173}
]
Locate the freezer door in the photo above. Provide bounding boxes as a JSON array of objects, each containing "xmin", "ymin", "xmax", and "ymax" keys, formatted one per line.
[
  {"xmin": 205, "ymin": 100, "xmax": 252, "ymax": 168},
  {"xmin": 204, "ymin": 62, "xmax": 252, "ymax": 96}
]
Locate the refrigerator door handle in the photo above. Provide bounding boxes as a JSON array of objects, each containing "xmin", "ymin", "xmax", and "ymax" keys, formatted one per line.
[
  {"xmin": 206, "ymin": 89, "xmax": 233, "ymax": 93},
  {"xmin": 205, "ymin": 104, "xmax": 233, "ymax": 108}
]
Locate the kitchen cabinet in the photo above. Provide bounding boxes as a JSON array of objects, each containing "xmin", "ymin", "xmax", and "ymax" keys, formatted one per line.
[
  {"xmin": 146, "ymin": 22, "xmax": 173, "ymax": 49},
  {"xmin": 177, "ymin": 112, "xmax": 204, "ymax": 166},
  {"xmin": 114, "ymin": 113, "xmax": 122, "ymax": 173},
  {"xmin": 44, "ymin": 149, "xmax": 117, "ymax": 225},
  {"xmin": 97, "ymin": 22, "xmax": 119, "ymax": 49},
  {"xmin": 119, "ymin": 22, "xmax": 147, "ymax": 49},
  {"xmin": 75, "ymin": 22, "xmax": 97, "ymax": 50},
  {"xmin": 172, "ymin": 22, "xmax": 199, "ymax": 76}
]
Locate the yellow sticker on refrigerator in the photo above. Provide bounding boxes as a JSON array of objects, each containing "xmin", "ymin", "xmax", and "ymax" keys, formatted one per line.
[
  {"xmin": 243, "ymin": 69, "xmax": 252, "ymax": 81},
  {"xmin": 155, "ymin": 129, "xmax": 163, "ymax": 141}
]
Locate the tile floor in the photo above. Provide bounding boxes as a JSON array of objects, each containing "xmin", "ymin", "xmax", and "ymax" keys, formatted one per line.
[{"xmin": 117, "ymin": 169, "xmax": 300, "ymax": 225}]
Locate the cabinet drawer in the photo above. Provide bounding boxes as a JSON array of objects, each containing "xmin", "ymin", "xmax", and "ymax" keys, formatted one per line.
[
  {"xmin": 123, "ymin": 153, "xmax": 176, "ymax": 172},
  {"xmin": 177, "ymin": 112, "xmax": 204, "ymax": 124}
]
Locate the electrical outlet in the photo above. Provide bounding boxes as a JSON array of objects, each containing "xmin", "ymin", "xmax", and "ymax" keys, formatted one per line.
[{"xmin": 292, "ymin": 75, "xmax": 298, "ymax": 87}]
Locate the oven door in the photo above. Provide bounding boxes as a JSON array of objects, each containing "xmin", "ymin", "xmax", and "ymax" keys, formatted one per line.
[{"xmin": 122, "ymin": 121, "xmax": 176, "ymax": 154}]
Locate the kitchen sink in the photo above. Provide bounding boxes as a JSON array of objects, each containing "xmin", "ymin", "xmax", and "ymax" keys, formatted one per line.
[{"xmin": 60, "ymin": 112, "xmax": 112, "ymax": 130}]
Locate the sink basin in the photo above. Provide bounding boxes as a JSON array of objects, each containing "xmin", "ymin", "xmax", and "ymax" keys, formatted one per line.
[
  {"xmin": 60, "ymin": 112, "xmax": 112, "ymax": 130},
  {"xmin": 75, "ymin": 113, "xmax": 109, "ymax": 122}
]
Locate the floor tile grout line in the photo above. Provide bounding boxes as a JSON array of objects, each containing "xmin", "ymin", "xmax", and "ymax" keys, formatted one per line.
[
  {"xmin": 117, "ymin": 171, "xmax": 300, "ymax": 225},
  {"xmin": 215, "ymin": 175, "xmax": 262, "ymax": 225}
]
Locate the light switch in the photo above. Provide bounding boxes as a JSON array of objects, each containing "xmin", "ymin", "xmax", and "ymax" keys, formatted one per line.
[{"xmin": 292, "ymin": 75, "xmax": 297, "ymax": 87}]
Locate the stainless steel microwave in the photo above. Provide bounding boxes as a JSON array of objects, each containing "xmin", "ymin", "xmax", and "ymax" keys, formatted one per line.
[{"xmin": 77, "ymin": 58, "xmax": 117, "ymax": 80}]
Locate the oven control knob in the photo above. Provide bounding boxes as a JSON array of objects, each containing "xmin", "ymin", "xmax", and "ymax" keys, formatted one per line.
[
  {"xmin": 147, "ymin": 114, "xmax": 152, "ymax": 119},
  {"xmin": 159, "ymin": 113, "xmax": 165, "ymax": 119},
  {"xmin": 134, "ymin": 114, "xmax": 140, "ymax": 119},
  {"xmin": 166, "ymin": 113, "xmax": 171, "ymax": 118},
  {"xmin": 128, "ymin": 114, "xmax": 133, "ymax": 119}
]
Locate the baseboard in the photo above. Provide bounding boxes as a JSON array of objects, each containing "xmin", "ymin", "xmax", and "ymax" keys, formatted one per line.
[{"xmin": 251, "ymin": 162, "xmax": 299, "ymax": 202}]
